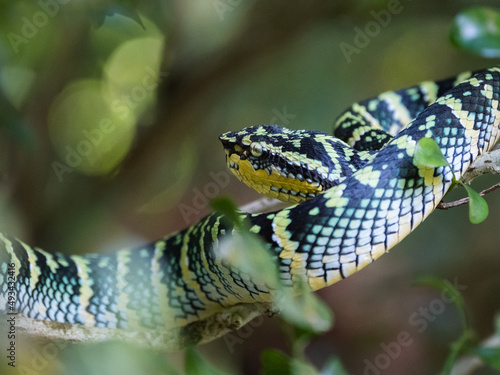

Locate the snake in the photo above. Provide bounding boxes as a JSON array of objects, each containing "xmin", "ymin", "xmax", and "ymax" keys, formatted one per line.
[{"xmin": 1, "ymin": 67, "xmax": 499, "ymax": 349}]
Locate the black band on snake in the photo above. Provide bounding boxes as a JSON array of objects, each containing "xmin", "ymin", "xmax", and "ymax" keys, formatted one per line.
[{"xmin": 1, "ymin": 67, "xmax": 499, "ymax": 346}]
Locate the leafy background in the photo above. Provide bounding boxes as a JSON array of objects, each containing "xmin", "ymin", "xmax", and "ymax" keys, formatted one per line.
[{"xmin": 1, "ymin": 1, "xmax": 500, "ymax": 374}]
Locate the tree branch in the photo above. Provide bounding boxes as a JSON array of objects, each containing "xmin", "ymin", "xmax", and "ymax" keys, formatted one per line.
[
  {"xmin": 12, "ymin": 302, "xmax": 277, "ymax": 351},
  {"xmin": 438, "ymin": 147, "xmax": 500, "ymax": 210},
  {"xmin": 437, "ymin": 182, "xmax": 500, "ymax": 210}
]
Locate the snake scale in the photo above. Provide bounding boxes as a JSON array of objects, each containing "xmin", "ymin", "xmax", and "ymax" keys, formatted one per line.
[{"xmin": 1, "ymin": 67, "xmax": 499, "ymax": 348}]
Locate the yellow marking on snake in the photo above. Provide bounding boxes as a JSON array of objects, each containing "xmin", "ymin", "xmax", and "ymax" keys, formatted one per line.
[
  {"xmin": 230, "ymin": 154, "xmax": 323, "ymax": 203},
  {"xmin": 379, "ymin": 91, "xmax": 414, "ymax": 129},
  {"xmin": 71, "ymin": 255, "xmax": 96, "ymax": 325},
  {"xmin": 180, "ymin": 224, "xmax": 204, "ymax": 305},
  {"xmin": 152, "ymin": 240, "xmax": 174, "ymax": 327},
  {"xmin": 24, "ymin": 243, "xmax": 42, "ymax": 292},
  {"xmin": 273, "ymin": 211, "xmax": 299, "ymax": 260},
  {"xmin": 1, "ymin": 234, "xmax": 20, "ymax": 279}
]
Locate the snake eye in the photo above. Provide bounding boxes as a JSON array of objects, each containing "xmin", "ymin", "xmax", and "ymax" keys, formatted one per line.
[{"xmin": 250, "ymin": 142, "xmax": 263, "ymax": 157}]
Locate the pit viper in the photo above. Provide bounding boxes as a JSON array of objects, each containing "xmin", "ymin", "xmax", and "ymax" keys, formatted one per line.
[{"xmin": 1, "ymin": 67, "xmax": 499, "ymax": 348}]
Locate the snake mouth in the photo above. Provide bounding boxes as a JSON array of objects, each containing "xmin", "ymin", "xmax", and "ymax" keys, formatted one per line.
[
  {"xmin": 224, "ymin": 149, "xmax": 240, "ymax": 171},
  {"xmin": 219, "ymin": 129, "xmax": 332, "ymax": 203},
  {"xmin": 220, "ymin": 133, "xmax": 251, "ymax": 172},
  {"xmin": 224, "ymin": 150, "xmax": 324, "ymax": 203},
  {"xmin": 221, "ymin": 138, "xmax": 243, "ymax": 172}
]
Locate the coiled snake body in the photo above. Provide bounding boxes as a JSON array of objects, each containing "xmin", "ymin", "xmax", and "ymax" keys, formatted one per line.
[{"xmin": 1, "ymin": 68, "xmax": 499, "ymax": 347}]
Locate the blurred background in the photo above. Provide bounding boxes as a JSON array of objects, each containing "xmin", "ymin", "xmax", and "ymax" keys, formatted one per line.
[{"xmin": 0, "ymin": 0, "xmax": 499, "ymax": 374}]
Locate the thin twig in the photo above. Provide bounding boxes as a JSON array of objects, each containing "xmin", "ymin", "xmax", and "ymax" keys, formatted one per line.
[{"xmin": 437, "ymin": 182, "xmax": 500, "ymax": 210}]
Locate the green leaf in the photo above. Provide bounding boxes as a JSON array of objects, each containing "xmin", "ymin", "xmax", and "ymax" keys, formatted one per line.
[
  {"xmin": 210, "ymin": 197, "xmax": 245, "ymax": 229},
  {"xmin": 185, "ymin": 347, "xmax": 228, "ymax": 375},
  {"xmin": 469, "ymin": 347, "xmax": 500, "ymax": 370},
  {"xmin": 212, "ymin": 198, "xmax": 333, "ymax": 334},
  {"xmin": 217, "ymin": 229, "xmax": 280, "ymax": 288},
  {"xmin": 414, "ymin": 138, "xmax": 488, "ymax": 224},
  {"xmin": 450, "ymin": 7, "xmax": 500, "ymax": 58},
  {"xmin": 277, "ymin": 277, "xmax": 333, "ymax": 334},
  {"xmin": 261, "ymin": 350, "xmax": 292, "ymax": 375},
  {"xmin": 261, "ymin": 350, "xmax": 317, "ymax": 375},
  {"xmin": 461, "ymin": 184, "xmax": 489, "ymax": 224},
  {"xmin": 211, "ymin": 197, "xmax": 281, "ymax": 288},
  {"xmin": 414, "ymin": 138, "xmax": 450, "ymax": 168}
]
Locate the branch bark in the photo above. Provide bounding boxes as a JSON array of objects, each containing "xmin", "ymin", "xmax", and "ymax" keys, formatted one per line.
[{"xmin": 13, "ymin": 302, "xmax": 277, "ymax": 351}]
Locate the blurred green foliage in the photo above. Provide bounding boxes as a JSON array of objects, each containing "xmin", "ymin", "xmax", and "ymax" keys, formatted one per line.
[
  {"xmin": 211, "ymin": 197, "xmax": 333, "ymax": 335},
  {"xmin": 451, "ymin": 7, "xmax": 500, "ymax": 57},
  {"xmin": 61, "ymin": 341, "xmax": 178, "ymax": 375}
]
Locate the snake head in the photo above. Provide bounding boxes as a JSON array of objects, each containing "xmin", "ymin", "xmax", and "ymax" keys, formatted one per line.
[{"xmin": 219, "ymin": 125, "xmax": 366, "ymax": 204}]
